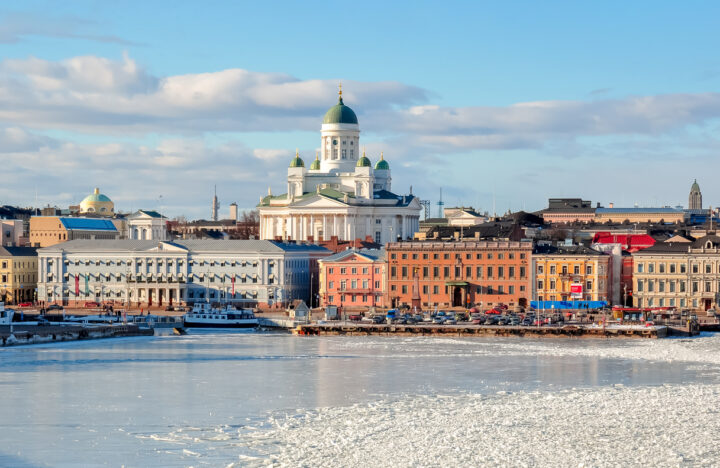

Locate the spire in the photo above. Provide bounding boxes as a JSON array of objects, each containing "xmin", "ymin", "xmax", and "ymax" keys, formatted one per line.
[
  {"xmin": 380, "ymin": 152, "xmax": 384, "ymax": 160},
  {"xmin": 338, "ymin": 82, "xmax": 343, "ymax": 103},
  {"xmin": 268, "ymin": 185, "xmax": 272, "ymax": 196}
]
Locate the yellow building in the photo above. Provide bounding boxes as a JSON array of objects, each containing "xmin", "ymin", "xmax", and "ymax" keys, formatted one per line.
[
  {"xmin": 533, "ymin": 245, "xmax": 611, "ymax": 303},
  {"xmin": 594, "ymin": 207, "xmax": 685, "ymax": 224},
  {"xmin": 0, "ymin": 246, "xmax": 38, "ymax": 304},
  {"xmin": 632, "ymin": 241, "xmax": 689, "ymax": 310},
  {"xmin": 79, "ymin": 188, "xmax": 114, "ymax": 215}
]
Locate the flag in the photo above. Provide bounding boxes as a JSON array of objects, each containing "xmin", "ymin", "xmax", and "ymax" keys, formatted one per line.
[
  {"xmin": 85, "ymin": 275, "xmax": 89, "ymax": 296},
  {"xmin": 231, "ymin": 276, "xmax": 235, "ymax": 295},
  {"xmin": 75, "ymin": 275, "xmax": 80, "ymax": 296}
]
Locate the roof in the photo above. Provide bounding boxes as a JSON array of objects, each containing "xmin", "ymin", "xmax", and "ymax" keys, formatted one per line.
[
  {"xmin": 322, "ymin": 96, "xmax": 358, "ymax": 125},
  {"xmin": 39, "ymin": 239, "xmax": 332, "ymax": 254},
  {"xmin": 309, "ymin": 156, "xmax": 321, "ymax": 170},
  {"xmin": 60, "ymin": 218, "xmax": 118, "ymax": 231},
  {"xmin": 137, "ymin": 210, "xmax": 163, "ymax": 219},
  {"xmin": 375, "ymin": 153, "xmax": 389, "ymax": 170},
  {"xmin": 633, "ymin": 242, "xmax": 690, "ymax": 254},
  {"xmin": 0, "ymin": 246, "xmax": 37, "ymax": 257},
  {"xmin": 591, "ymin": 232, "xmax": 656, "ymax": 252},
  {"xmin": 356, "ymin": 155, "xmax": 371, "ymax": 167},
  {"xmin": 691, "ymin": 179, "xmax": 701, "ymax": 192},
  {"xmin": 533, "ymin": 244, "xmax": 604, "ymax": 256},
  {"xmin": 320, "ymin": 248, "xmax": 386, "ymax": 263}
]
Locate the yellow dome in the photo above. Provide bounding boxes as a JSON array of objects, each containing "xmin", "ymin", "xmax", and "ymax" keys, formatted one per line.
[{"xmin": 80, "ymin": 187, "xmax": 114, "ymax": 215}]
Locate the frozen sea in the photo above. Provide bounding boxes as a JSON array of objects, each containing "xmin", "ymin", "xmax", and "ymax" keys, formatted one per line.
[{"xmin": 2, "ymin": 332, "xmax": 720, "ymax": 467}]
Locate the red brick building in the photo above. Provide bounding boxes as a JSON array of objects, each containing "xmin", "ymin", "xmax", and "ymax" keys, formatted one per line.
[
  {"xmin": 318, "ymin": 249, "xmax": 387, "ymax": 309},
  {"xmin": 386, "ymin": 240, "xmax": 532, "ymax": 310}
]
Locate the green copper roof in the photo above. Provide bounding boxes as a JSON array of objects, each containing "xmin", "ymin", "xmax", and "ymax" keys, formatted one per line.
[
  {"xmin": 289, "ymin": 150, "xmax": 305, "ymax": 168},
  {"xmin": 83, "ymin": 193, "xmax": 112, "ymax": 203},
  {"xmin": 322, "ymin": 96, "xmax": 358, "ymax": 125},
  {"xmin": 356, "ymin": 155, "xmax": 371, "ymax": 167},
  {"xmin": 310, "ymin": 156, "xmax": 321, "ymax": 170},
  {"xmin": 375, "ymin": 152, "xmax": 389, "ymax": 170}
]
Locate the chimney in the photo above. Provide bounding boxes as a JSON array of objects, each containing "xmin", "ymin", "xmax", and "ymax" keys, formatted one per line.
[
  {"xmin": 229, "ymin": 202, "xmax": 238, "ymax": 221},
  {"xmin": 474, "ymin": 231, "xmax": 480, "ymax": 240},
  {"xmin": 609, "ymin": 202, "xmax": 614, "ymax": 209},
  {"xmin": 453, "ymin": 231, "xmax": 460, "ymax": 241}
]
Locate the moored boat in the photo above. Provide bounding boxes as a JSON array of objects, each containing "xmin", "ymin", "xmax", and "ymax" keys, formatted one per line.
[
  {"xmin": 0, "ymin": 302, "xmax": 14, "ymax": 325},
  {"xmin": 182, "ymin": 302, "xmax": 258, "ymax": 328}
]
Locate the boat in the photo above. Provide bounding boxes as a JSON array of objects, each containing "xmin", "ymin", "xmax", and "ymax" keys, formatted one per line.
[
  {"xmin": 0, "ymin": 302, "xmax": 14, "ymax": 325},
  {"xmin": 182, "ymin": 302, "xmax": 258, "ymax": 328}
]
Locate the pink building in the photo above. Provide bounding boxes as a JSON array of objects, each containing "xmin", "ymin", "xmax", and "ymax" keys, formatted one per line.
[{"xmin": 318, "ymin": 249, "xmax": 386, "ymax": 309}]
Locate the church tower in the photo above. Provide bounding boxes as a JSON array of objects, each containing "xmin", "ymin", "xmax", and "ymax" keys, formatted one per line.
[
  {"xmin": 689, "ymin": 179, "xmax": 702, "ymax": 210},
  {"xmin": 320, "ymin": 84, "xmax": 360, "ymax": 173}
]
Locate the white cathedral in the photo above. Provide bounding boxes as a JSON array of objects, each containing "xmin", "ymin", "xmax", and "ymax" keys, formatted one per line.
[{"xmin": 258, "ymin": 87, "xmax": 421, "ymax": 244}]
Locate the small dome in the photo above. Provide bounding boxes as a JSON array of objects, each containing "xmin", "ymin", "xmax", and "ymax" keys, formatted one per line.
[
  {"xmin": 80, "ymin": 187, "xmax": 114, "ymax": 215},
  {"xmin": 375, "ymin": 152, "xmax": 390, "ymax": 170},
  {"xmin": 323, "ymin": 86, "xmax": 358, "ymax": 125},
  {"xmin": 356, "ymin": 153, "xmax": 371, "ymax": 167},
  {"xmin": 310, "ymin": 152, "xmax": 321, "ymax": 170},
  {"xmin": 289, "ymin": 149, "xmax": 305, "ymax": 168}
]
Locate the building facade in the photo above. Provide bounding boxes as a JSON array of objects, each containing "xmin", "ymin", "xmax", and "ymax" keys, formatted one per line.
[
  {"xmin": 37, "ymin": 240, "xmax": 330, "ymax": 309},
  {"xmin": 30, "ymin": 217, "xmax": 120, "ymax": 247},
  {"xmin": 533, "ymin": 245, "xmax": 611, "ymax": 303},
  {"xmin": 0, "ymin": 246, "xmax": 38, "ymax": 304},
  {"xmin": 318, "ymin": 249, "xmax": 386, "ymax": 309},
  {"xmin": 386, "ymin": 240, "xmax": 532, "ymax": 310},
  {"xmin": 257, "ymin": 88, "xmax": 421, "ymax": 244},
  {"xmin": 594, "ymin": 207, "xmax": 686, "ymax": 224},
  {"xmin": 632, "ymin": 241, "xmax": 691, "ymax": 310},
  {"xmin": 126, "ymin": 210, "xmax": 168, "ymax": 240}
]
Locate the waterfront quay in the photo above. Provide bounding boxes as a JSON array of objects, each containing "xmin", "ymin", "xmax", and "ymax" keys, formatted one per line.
[
  {"xmin": 0, "ymin": 323, "xmax": 153, "ymax": 347},
  {"xmin": 294, "ymin": 322, "xmax": 672, "ymax": 339}
]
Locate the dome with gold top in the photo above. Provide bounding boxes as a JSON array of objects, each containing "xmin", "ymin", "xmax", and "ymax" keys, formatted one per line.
[{"xmin": 79, "ymin": 187, "xmax": 114, "ymax": 215}]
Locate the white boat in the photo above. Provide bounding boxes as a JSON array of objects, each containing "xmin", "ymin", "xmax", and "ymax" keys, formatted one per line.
[
  {"xmin": 183, "ymin": 302, "xmax": 258, "ymax": 328},
  {"xmin": 0, "ymin": 302, "xmax": 14, "ymax": 325}
]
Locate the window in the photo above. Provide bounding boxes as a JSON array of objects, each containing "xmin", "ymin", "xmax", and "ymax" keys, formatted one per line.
[
  {"xmin": 586, "ymin": 280, "xmax": 592, "ymax": 291},
  {"xmin": 637, "ymin": 263, "xmax": 644, "ymax": 273},
  {"xmin": 573, "ymin": 266, "xmax": 580, "ymax": 275},
  {"xmin": 498, "ymin": 267, "xmax": 504, "ymax": 278},
  {"xmin": 401, "ymin": 285, "xmax": 408, "ymax": 294},
  {"xmin": 669, "ymin": 281, "xmax": 675, "ymax": 293},
  {"xmin": 669, "ymin": 264, "xmax": 676, "ymax": 274},
  {"xmin": 637, "ymin": 281, "xmax": 644, "ymax": 292},
  {"xmin": 498, "ymin": 253, "xmax": 504, "ymax": 260},
  {"xmin": 659, "ymin": 263, "xmax": 665, "ymax": 274},
  {"xmin": 391, "ymin": 267, "xmax": 396, "ymax": 278},
  {"xmin": 549, "ymin": 280, "xmax": 556, "ymax": 290},
  {"xmin": 586, "ymin": 265, "xmax": 592, "ymax": 275},
  {"xmin": 433, "ymin": 285, "xmax": 439, "ymax": 294},
  {"xmin": 658, "ymin": 281, "xmax": 664, "ymax": 293},
  {"xmin": 351, "ymin": 267, "xmax": 357, "ymax": 275},
  {"xmin": 374, "ymin": 281, "xmax": 380, "ymax": 288},
  {"xmin": 550, "ymin": 265, "xmax": 556, "ymax": 275},
  {"xmin": 648, "ymin": 281, "xmax": 654, "ymax": 292},
  {"xmin": 423, "ymin": 266, "xmax": 429, "ymax": 277},
  {"xmin": 340, "ymin": 280, "xmax": 347, "ymax": 290},
  {"xmin": 706, "ymin": 281, "xmax": 712, "ymax": 293},
  {"xmin": 340, "ymin": 268, "xmax": 347, "ymax": 274},
  {"xmin": 648, "ymin": 263, "xmax": 654, "ymax": 273},
  {"xmin": 476, "ymin": 266, "xmax": 483, "ymax": 278},
  {"xmin": 487, "ymin": 253, "xmax": 493, "ymax": 260},
  {"xmin": 498, "ymin": 285, "xmax": 504, "ymax": 294},
  {"xmin": 362, "ymin": 267, "xmax": 368, "ymax": 274},
  {"xmin": 508, "ymin": 285, "xmax": 514, "ymax": 294},
  {"xmin": 509, "ymin": 267, "xmax": 515, "ymax": 278},
  {"xmin": 561, "ymin": 266, "xmax": 568, "ymax": 275},
  {"xmin": 520, "ymin": 266, "xmax": 526, "ymax": 278},
  {"xmin": 402, "ymin": 266, "xmax": 408, "ymax": 278},
  {"xmin": 692, "ymin": 264, "xmax": 699, "ymax": 274},
  {"xmin": 351, "ymin": 280, "xmax": 357, "ymax": 289},
  {"xmin": 692, "ymin": 282, "xmax": 698, "ymax": 293},
  {"xmin": 329, "ymin": 281, "xmax": 334, "ymax": 289},
  {"xmin": 487, "ymin": 266, "xmax": 493, "ymax": 278},
  {"xmin": 538, "ymin": 265, "xmax": 544, "ymax": 274},
  {"xmin": 423, "ymin": 285, "xmax": 428, "ymax": 294},
  {"xmin": 538, "ymin": 280, "xmax": 544, "ymax": 289},
  {"xmin": 328, "ymin": 268, "xmax": 334, "ymax": 274},
  {"xmin": 707, "ymin": 264, "xmax": 713, "ymax": 274},
  {"xmin": 681, "ymin": 264, "xmax": 687, "ymax": 273},
  {"xmin": 433, "ymin": 266, "xmax": 439, "ymax": 278}
]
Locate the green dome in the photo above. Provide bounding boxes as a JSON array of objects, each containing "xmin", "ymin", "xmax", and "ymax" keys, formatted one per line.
[
  {"xmin": 374, "ymin": 152, "xmax": 389, "ymax": 170},
  {"xmin": 82, "ymin": 193, "xmax": 112, "ymax": 203},
  {"xmin": 323, "ymin": 96, "xmax": 358, "ymax": 125},
  {"xmin": 310, "ymin": 154, "xmax": 321, "ymax": 170},
  {"xmin": 289, "ymin": 150, "xmax": 305, "ymax": 168},
  {"xmin": 356, "ymin": 155, "xmax": 371, "ymax": 167}
]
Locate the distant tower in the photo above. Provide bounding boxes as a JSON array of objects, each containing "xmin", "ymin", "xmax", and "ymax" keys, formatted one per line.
[
  {"xmin": 436, "ymin": 188, "xmax": 445, "ymax": 218},
  {"xmin": 211, "ymin": 186, "xmax": 219, "ymax": 221},
  {"xmin": 229, "ymin": 202, "xmax": 238, "ymax": 221},
  {"xmin": 689, "ymin": 179, "xmax": 702, "ymax": 210}
]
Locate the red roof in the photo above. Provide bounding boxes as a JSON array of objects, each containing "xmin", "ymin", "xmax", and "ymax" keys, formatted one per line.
[{"xmin": 592, "ymin": 232, "xmax": 656, "ymax": 252}]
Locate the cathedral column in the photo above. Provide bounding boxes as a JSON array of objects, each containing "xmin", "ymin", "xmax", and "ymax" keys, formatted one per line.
[
  {"xmin": 310, "ymin": 215, "xmax": 314, "ymax": 240},
  {"xmin": 322, "ymin": 215, "xmax": 327, "ymax": 241}
]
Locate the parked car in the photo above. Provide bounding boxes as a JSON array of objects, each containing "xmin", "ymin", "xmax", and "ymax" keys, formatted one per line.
[
  {"xmin": 348, "ymin": 314, "xmax": 362, "ymax": 321},
  {"xmin": 84, "ymin": 301, "xmax": 100, "ymax": 308},
  {"xmin": 372, "ymin": 315, "xmax": 385, "ymax": 324},
  {"xmin": 18, "ymin": 302, "xmax": 32, "ymax": 307},
  {"xmin": 47, "ymin": 304, "xmax": 63, "ymax": 311}
]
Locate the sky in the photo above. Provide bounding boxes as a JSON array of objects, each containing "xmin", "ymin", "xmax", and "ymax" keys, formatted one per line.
[{"xmin": 1, "ymin": 1, "xmax": 720, "ymax": 219}]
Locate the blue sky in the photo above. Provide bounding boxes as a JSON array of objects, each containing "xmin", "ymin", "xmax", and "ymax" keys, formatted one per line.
[{"xmin": 1, "ymin": 1, "xmax": 719, "ymax": 218}]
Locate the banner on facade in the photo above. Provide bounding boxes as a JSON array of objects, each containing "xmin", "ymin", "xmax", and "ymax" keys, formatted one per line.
[
  {"xmin": 85, "ymin": 275, "xmax": 89, "ymax": 296},
  {"xmin": 570, "ymin": 283, "xmax": 583, "ymax": 298},
  {"xmin": 231, "ymin": 276, "xmax": 235, "ymax": 295},
  {"xmin": 75, "ymin": 275, "xmax": 80, "ymax": 296}
]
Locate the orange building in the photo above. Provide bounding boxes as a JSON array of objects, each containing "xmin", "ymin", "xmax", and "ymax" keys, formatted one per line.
[
  {"xmin": 386, "ymin": 240, "xmax": 532, "ymax": 310},
  {"xmin": 318, "ymin": 249, "xmax": 387, "ymax": 309}
]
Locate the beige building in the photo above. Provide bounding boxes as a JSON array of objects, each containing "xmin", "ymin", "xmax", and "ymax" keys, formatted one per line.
[
  {"xmin": 632, "ymin": 235, "xmax": 720, "ymax": 311},
  {"xmin": 533, "ymin": 245, "xmax": 611, "ymax": 303},
  {"xmin": 0, "ymin": 246, "xmax": 38, "ymax": 304},
  {"xmin": 30, "ymin": 217, "xmax": 120, "ymax": 247},
  {"xmin": 595, "ymin": 207, "xmax": 685, "ymax": 224}
]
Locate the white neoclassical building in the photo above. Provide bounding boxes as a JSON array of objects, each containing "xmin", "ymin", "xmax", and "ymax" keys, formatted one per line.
[
  {"xmin": 126, "ymin": 210, "xmax": 169, "ymax": 241},
  {"xmin": 37, "ymin": 239, "xmax": 330, "ymax": 308},
  {"xmin": 257, "ymin": 88, "xmax": 421, "ymax": 244}
]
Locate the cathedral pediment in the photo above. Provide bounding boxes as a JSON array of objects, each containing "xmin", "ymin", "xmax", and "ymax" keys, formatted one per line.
[{"xmin": 290, "ymin": 194, "xmax": 350, "ymax": 208}]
